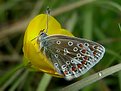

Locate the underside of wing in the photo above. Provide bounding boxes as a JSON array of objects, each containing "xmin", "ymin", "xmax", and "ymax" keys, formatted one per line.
[{"xmin": 42, "ymin": 35, "xmax": 105, "ymax": 80}]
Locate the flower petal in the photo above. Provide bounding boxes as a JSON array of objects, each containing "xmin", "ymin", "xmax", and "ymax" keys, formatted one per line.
[{"xmin": 23, "ymin": 14, "xmax": 73, "ymax": 77}]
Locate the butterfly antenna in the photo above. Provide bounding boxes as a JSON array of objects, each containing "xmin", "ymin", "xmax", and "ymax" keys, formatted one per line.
[
  {"xmin": 45, "ymin": 7, "xmax": 51, "ymax": 33},
  {"xmin": 31, "ymin": 36, "xmax": 39, "ymax": 41},
  {"xmin": 31, "ymin": 29, "xmax": 45, "ymax": 41}
]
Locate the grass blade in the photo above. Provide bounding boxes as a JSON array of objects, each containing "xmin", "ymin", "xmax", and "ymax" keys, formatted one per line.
[
  {"xmin": 36, "ymin": 73, "xmax": 52, "ymax": 91},
  {"xmin": 60, "ymin": 63, "xmax": 121, "ymax": 91},
  {"xmin": 0, "ymin": 64, "xmax": 24, "ymax": 86},
  {"xmin": 8, "ymin": 70, "xmax": 29, "ymax": 91}
]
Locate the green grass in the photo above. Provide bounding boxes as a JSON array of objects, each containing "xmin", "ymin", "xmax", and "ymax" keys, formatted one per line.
[{"xmin": 0, "ymin": 0, "xmax": 121, "ymax": 91}]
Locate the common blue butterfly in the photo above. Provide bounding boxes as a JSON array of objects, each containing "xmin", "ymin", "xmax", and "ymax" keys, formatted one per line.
[{"xmin": 35, "ymin": 8, "xmax": 105, "ymax": 80}]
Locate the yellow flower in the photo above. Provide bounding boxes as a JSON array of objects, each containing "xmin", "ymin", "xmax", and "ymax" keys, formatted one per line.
[{"xmin": 23, "ymin": 14, "xmax": 73, "ymax": 77}]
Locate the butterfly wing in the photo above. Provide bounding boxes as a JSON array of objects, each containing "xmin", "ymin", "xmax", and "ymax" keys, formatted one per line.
[{"xmin": 41, "ymin": 35, "xmax": 105, "ymax": 80}]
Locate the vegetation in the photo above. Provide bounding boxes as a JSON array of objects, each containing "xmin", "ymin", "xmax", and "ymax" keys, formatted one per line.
[{"xmin": 0, "ymin": 0, "xmax": 121, "ymax": 91}]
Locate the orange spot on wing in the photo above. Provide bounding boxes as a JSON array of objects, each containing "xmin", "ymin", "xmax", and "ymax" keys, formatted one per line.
[
  {"xmin": 79, "ymin": 43, "xmax": 83, "ymax": 48},
  {"xmin": 81, "ymin": 49, "xmax": 86, "ymax": 54}
]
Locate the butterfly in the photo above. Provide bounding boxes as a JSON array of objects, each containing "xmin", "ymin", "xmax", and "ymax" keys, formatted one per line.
[{"xmin": 36, "ymin": 29, "xmax": 105, "ymax": 80}]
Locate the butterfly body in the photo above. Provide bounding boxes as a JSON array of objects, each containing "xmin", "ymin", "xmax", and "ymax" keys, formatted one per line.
[{"xmin": 37, "ymin": 32, "xmax": 105, "ymax": 80}]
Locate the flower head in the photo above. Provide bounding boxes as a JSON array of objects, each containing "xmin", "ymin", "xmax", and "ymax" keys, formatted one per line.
[{"xmin": 23, "ymin": 14, "xmax": 73, "ymax": 77}]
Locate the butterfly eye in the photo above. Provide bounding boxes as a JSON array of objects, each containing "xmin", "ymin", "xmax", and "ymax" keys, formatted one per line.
[
  {"xmin": 61, "ymin": 65, "xmax": 66, "ymax": 69},
  {"xmin": 64, "ymin": 48, "xmax": 68, "ymax": 52},
  {"xmin": 56, "ymin": 40, "xmax": 61, "ymax": 45},
  {"xmin": 66, "ymin": 61, "xmax": 70, "ymax": 65},
  {"xmin": 73, "ymin": 47, "xmax": 78, "ymax": 52},
  {"xmin": 56, "ymin": 49, "xmax": 60, "ymax": 53},
  {"xmin": 71, "ymin": 60, "xmax": 74, "ymax": 64},
  {"xmin": 55, "ymin": 54, "xmax": 58, "ymax": 58},
  {"xmin": 76, "ymin": 53, "xmax": 81, "ymax": 58},
  {"xmin": 84, "ymin": 43, "xmax": 89, "ymax": 46},
  {"xmin": 54, "ymin": 63, "xmax": 58, "ymax": 66},
  {"xmin": 64, "ymin": 48, "xmax": 70, "ymax": 55},
  {"xmin": 68, "ymin": 41, "xmax": 73, "ymax": 46}
]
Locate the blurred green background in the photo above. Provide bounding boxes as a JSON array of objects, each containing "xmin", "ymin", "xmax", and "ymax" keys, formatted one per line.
[{"xmin": 0, "ymin": 0, "xmax": 121, "ymax": 91}]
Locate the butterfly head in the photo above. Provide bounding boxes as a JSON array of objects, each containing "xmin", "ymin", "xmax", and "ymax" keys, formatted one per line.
[{"xmin": 38, "ymin": 29, "xmax": 48, "ymax": 42}]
